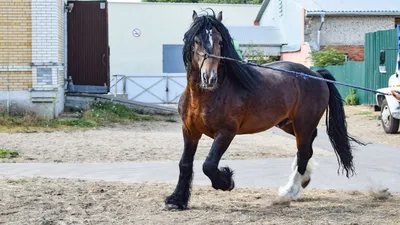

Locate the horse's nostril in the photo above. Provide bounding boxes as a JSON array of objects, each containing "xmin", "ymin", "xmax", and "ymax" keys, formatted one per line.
[{"xmin": 210, "ymin": 76, "xmax": 217, "ymax": 84}]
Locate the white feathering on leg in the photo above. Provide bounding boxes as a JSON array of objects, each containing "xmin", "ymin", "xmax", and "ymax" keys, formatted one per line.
[
  {"xmin": 279, "ymin": 166, "xmax": 302, "ymax": 200},
  {"xmin": 279, "ymin": 158, "xmax": 318, "ymax": 200},
  {"xmin": 291, "ymin": 155, "xmax": 297, "ymax": 171},
  {"xmin": 303, "ymin": 158, "xmax": 318, "ymax": 184}
]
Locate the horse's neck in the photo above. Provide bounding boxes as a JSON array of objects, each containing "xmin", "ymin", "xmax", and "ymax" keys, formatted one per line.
[
  {"xmin": 186, "ymin": 70, "xmax": 201, "ymax": 92},
  {"xmin": 185, "ymin": 70, "xmax": 212, "ymax": 100}
]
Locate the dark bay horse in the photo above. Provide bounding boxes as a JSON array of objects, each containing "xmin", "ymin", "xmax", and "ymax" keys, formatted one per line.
[{"xmin": 165, "ymin": 9, "xmax": 365, "ymax": 210}]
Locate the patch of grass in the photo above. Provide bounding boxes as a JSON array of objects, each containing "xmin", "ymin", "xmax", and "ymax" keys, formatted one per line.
[
  {"xmin": 0, "ymin": 148, "xmax": 19, "ymax": 159},
  {"xmin": 0, "ymin": 102, "xmax": 154, "ymax": 132},
  {"xmin": 85, "ymin": 102, "xmax": 153, "ymax": 124},
  {"xmin": 165, "ymin": 118, "xmax": 178, "ymax": 123},
  {"xmin": 354, "ymin": 110, "xmax": 377, "ymax": 120},
  {"xmin": 356, "ymin": 111, "xmax": 374, "ymax": 116}
]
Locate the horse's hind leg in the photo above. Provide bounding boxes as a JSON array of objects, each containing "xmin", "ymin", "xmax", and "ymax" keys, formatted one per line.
[
  {"xmin": 279, "ymin": 124, "xmax": 317, "ymax": 201},
  {"xmin": 202, "ymin": 131, "xmax": 236, "ymax": 191},
  {"xmin": 165, "ymin": 126, "xmax": 201, "ymax": 210},
  {"xmin": 295, "ymin": 129, "xmax": 317, "ymax": 188}
]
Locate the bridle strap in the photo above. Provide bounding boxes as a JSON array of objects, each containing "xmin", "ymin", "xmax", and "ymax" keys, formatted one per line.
[{"xmin": 194, "ymin": 49, "xmax": 209, "ymax": 72}]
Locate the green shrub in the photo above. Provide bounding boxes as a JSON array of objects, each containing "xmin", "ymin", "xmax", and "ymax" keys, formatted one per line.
[
  {"xmin": 310, "ymin": 47, "xmax": 345, "ymax": 67},
  {"xmin": 345, "ymin": 88, "xmax": 359, "ymax": 105}
]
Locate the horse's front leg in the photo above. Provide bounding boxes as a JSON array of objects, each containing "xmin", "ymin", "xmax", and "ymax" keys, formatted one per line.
[
  {"xmin": 165, "ymin": 126, "xmax": 201, "ymax": 210},
  {"xmin": 203, "ymin": 130, "xmax": 236, "ymax": 191}
]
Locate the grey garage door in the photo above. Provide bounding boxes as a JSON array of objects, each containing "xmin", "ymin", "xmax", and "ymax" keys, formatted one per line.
[{"xmin": 163, "ymin": 44, "xmax": 186, "ymax": 73}]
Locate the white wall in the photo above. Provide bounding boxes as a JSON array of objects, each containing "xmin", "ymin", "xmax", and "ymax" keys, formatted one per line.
[
  {"xmin": 108, "ymin": 1, "xmax": 261, "ymax": 75},
  {"xmin": 31, "ymin": 0, "xmax": 64, "ymax": 90},
  {"xmin": 259, "ymin": 0, "xmax": 305, "ymax": 51},
  {"xmin": 280, "ymin": 0, "xmax": 304, "ymax": 48},
  {"xmin": 258, "ymin": 0, "xmax": 280, "ymax": 25}
]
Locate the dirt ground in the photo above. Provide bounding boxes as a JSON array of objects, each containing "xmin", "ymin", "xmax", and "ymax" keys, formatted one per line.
[
  {"xmin": 337, "ymin": 105, "xmax": 400, "ymax": 147},
  {"xmin": 0, "ymin": 177, "xmax": 399, "ymax": 225},
  {"xmin": 0, "ymin": 121, "xmax": 332, "ymax": 163},
  {"xmin": 0, "ymin": 105, "xmax": 398, "ymax": 163}
]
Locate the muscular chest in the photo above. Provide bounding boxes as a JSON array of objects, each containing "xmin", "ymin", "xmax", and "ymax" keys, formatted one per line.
[{"xmin": 180, "ymin": 93, "xmax": 242, "ymax": 137}]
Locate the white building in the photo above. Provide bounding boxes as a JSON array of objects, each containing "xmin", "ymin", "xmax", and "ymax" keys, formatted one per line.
[
  {"xmin": 108, "ymin": 1, "xmax": 262, "ymax": 75},
  {"xmin": 253, "ymin": 0, "xmax": 400, "ymax": 65}
]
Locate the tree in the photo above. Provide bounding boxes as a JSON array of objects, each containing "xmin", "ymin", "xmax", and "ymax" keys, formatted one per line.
[{"xmin": 242, "ymin": 46, "xmax": 280, "ymax": 64}]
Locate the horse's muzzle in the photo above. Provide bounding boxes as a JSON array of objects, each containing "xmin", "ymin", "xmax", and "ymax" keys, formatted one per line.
[
  {"xmin": 201, "ymin": 71, "xmax": 218, "ymax": 89},
  {"xmin": 207, "ymin": 75, "xmax": 217, "ymax": 87}
]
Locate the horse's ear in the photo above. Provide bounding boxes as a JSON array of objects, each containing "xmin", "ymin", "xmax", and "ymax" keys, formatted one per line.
[
  {"xmin": 217, "ymin": 11, "xmax": 223, "ymax": 22},
  {"xmin": 192, "ymin": 10, "xmax": 198, "ymax": 21}
]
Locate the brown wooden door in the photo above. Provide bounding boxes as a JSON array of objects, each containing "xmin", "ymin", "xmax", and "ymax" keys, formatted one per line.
[{"xmin": 67, "ymin": 1, "xmax": 109, "ymax": 93}]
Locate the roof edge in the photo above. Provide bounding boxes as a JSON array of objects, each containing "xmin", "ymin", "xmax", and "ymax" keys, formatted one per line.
[
  {"xmin": 306, "ymin": 11, "xmax": 400, "ymax": 16},
  {"xmin": 254, "ymin": 0, "xmax": 271, "ymax": 23},
  {"xmin": 109, "ymin": 0, "xmax": 261, "ymax": 6}
]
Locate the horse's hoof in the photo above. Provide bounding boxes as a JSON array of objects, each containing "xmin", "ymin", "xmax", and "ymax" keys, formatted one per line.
[
  {"xmin": 279, "ymin": 185, "xmax": 301, "ymax": 201},
  {"xmin": 223, "ymin": 166, "xmax": 235, "ymax": 191},
  {"xmin": 228, "ymin": 178, "xmax": 235, "ymax": 191},
  {"xmin": 301, "ymin": 178, "xmax": 311, "ymax": 188},
  {"xmin": 164, "ymin": 195, "xmax": 188, "ymax": 210},
  {"xmin": 164, "ymin": 203, "xmax": 186, "ymax": 211}
]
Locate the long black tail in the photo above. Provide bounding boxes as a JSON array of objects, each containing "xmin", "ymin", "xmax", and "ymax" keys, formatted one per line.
[{"xmin": 316, "ymin": 68, "xmax": 367, "ymax": 178}]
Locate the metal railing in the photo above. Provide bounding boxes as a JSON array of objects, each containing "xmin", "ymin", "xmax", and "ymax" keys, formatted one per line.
[{"xmin": 110, "ymin": 74, "xmax": 186, "ymax": 104}]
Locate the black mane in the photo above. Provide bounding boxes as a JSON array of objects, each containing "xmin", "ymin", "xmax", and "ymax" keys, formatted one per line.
[{"xmin": 182, "ymin": 10, "xmax": 263, "ymax": 93}]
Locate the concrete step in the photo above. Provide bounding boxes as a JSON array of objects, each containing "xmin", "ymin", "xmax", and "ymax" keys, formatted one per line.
[{"xmin": 65, "ymin": 93, "xmax": 178, "ymax": 116}]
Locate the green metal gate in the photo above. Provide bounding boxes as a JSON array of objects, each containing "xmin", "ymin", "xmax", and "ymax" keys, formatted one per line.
[
  {"xmin": 311, "ymin": 28, "xmax": 398, "ymax": 105},
  {"xmin": 364, "ymin": 29, "xmax": 398, "ymax": 104},
  {"xmin": 312, "ymin": 62, "xmax": 366, "ymax": 104}
]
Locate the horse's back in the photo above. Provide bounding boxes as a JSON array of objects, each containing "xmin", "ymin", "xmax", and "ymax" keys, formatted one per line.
[
  {"xmin": 258, "ymin": 61, "xmax": 328, "ymax": 93},
  {"xmin": 252, "ymin": 60, "xmax": 330, "ymax": 118}
]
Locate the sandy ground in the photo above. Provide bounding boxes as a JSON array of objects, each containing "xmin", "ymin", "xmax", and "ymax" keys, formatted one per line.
[
  {"xmin": 0, "ymin": 105, "xmax": 398, "ymax": 163},
  {"xmin": 0, "ymin": 121, "xmax": 332, "ymax": 163},
  {"xmin": 0, "ymin": 177, "xmax": 399, "ymax": 225},
  {"xmin": 339, "ymin": 105, "xmax": 400, "ymax": 147}
]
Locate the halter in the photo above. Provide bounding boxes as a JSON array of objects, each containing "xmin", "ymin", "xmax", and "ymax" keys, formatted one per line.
[{"xmin": 194, "ymin": 49, "xmax": 209, "ymax": 72}]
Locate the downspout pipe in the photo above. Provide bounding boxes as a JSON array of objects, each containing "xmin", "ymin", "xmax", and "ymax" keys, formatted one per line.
[{"xmin": 317, "ymin": 13, "xmax": 325, "ymax": 50}]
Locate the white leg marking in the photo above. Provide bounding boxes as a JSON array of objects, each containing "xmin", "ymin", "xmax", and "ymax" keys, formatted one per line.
[
  {"xmin": 302, "ymin": 158, "xmax": 317, "ymax": 184},
  {"xmin": 279, "ymin": 167, "xmax": 303, "ymax": 200},
  {"xmin": 279, "ymin": 158, "xmax": 318, "ymax": 200},
  {"xmin": 291, "ymin": 155, "xmax": 297, "ymax": 171}
]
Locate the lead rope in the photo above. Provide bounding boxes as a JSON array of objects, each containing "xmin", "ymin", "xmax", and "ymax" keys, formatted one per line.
[{"xmin": 195, "ymin": 50, "xmax": 391, "ymax": 96}]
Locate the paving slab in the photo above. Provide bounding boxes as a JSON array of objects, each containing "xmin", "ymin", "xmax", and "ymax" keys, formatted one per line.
[{"xmin": 0, "ymin": 151, "xmax": 399, "ymax": 193}]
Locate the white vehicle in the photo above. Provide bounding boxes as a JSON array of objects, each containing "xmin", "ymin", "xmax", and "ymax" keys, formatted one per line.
[{"xmin": 375, "ymin": 28, "xmax": 400, "ymax": 134}]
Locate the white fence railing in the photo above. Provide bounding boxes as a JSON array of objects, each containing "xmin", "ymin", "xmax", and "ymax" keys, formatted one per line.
[{"xmin": 110, "ymin": 73, "xmax": 186, "ymax": 104}]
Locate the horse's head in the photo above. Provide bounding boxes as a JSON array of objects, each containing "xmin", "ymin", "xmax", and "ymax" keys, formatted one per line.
[{"xmin": 184, "ymin": 10, "xmax": 224, "ymax": 90}]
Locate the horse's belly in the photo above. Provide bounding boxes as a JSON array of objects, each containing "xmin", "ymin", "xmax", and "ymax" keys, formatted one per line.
[{"xmin": 237, "ymin": 116, "xmax": 279, "ymax": 134}]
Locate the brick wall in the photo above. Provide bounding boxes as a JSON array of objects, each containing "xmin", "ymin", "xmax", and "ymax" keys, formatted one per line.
[
  {"xmin": 58, "ymin": 0, "xmax": 64, "ymax": 88},
  {"xmin": 0, "ymin": 0, "xmax": 65, "ymax": 118},
  {"xmin": 0, "ymin": 0, "xmax": 32, "ymax": 91},
  {"xmin": 31, "ymin": 0, "xmax": 64, "ymax": 90},
  {"xmin": 0, "ymin": 71, "xmax": 32, "ymax": 91},
  {"xmin": 321, "ymin": 45, "xmax": 365, "ymax": 61}
]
